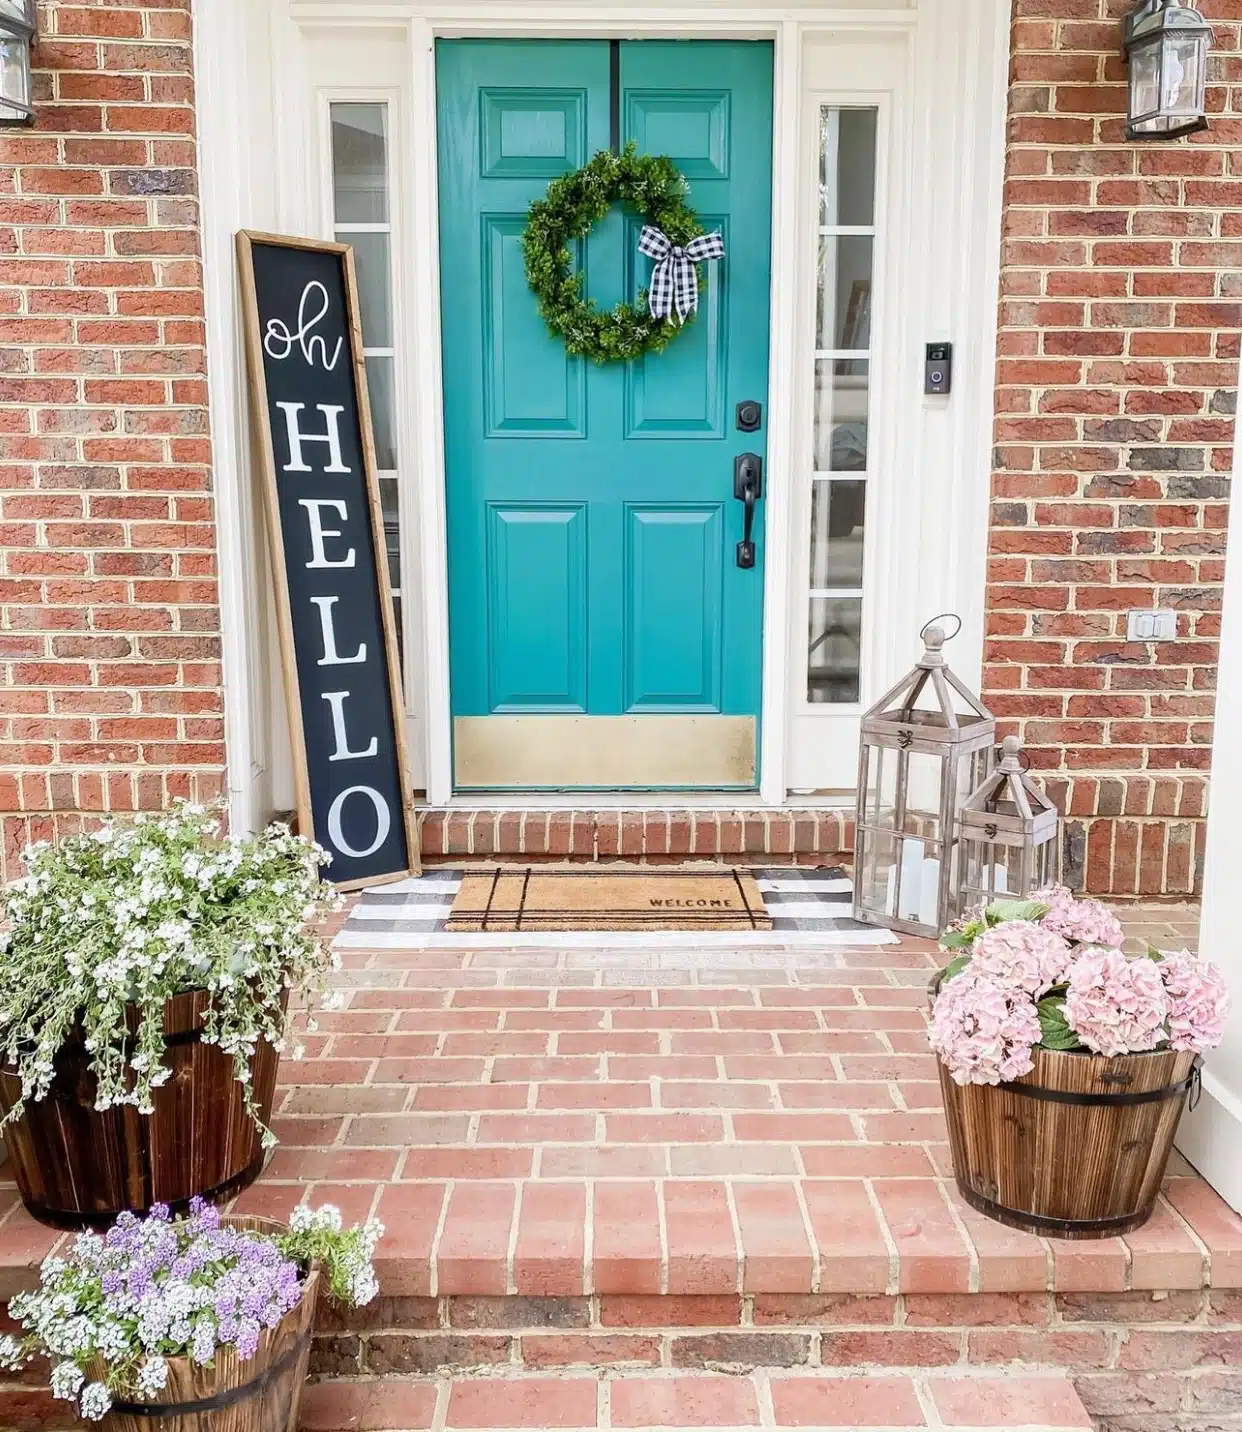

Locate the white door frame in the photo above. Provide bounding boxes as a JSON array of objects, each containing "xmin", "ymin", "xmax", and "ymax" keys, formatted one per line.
[
  {"xmin": 199, "ymin": 1, "xmax": 1007, "ymax": 820},
  {"xmin": 400, "ymin": 8, "xmax": 828, "ymax": 806}
]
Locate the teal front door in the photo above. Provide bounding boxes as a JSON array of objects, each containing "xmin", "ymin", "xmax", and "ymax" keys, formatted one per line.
[{"xmin": 437, "ymin": 40, "xmax": 773, "ymax": 789}]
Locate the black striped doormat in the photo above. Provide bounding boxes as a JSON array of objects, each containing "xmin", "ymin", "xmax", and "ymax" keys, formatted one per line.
[{"xmin": 334, "ymin": 866, "xmax": 897, "ymax": 948}]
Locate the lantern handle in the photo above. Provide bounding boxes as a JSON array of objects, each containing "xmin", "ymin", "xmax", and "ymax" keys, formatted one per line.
[{"xmin": 920, "ymin": 612, "xmax": 963, "ymax": 644}]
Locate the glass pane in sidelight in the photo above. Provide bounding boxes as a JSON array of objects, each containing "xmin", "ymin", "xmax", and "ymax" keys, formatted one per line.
[
  {"xmin": 331, "ymin": 103, "xmax": 389, "ymax": 224},
  {"xmin": 807, "ymin": 596, "xmax": 861, "ymax": 704},
  {"xmin": 809, "ymin": 480, "xmax": 865, "ymax": 590},
  {"xmin": 820, "ymin": 107, "xmax": 878, "ymax": 228},
  {"xmin": 379, "ymin": 476, "xmax": 401, "ymax": 590},
  {"xmin": 349, "ymin": 231, "xmax": 393, "ymax": 349},
  {"xmin": 365, "ymin": 356, "xmax": 397, "ymax": 470},
  {"xmin": 817, "ymin": 235, "xmax": 873, "ymax": 351},
  {"xmin": 813, "ymin": 360, "xmax": 869, "ymax": 472}
]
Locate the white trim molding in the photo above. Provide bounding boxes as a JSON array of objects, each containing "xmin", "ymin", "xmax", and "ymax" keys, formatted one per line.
[
  {"xmin": 1174, "ymin": 347, "xmax": 1242, "ymax": 1213},
  {"xmin": 195, "ymin": 0, "xmax": 280, "ymax": 831}
]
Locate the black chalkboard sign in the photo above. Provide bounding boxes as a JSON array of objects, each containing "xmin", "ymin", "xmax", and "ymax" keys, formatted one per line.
[{"xmin": 236, "ymin": 232, "xmax": 418, "ymax": 889}]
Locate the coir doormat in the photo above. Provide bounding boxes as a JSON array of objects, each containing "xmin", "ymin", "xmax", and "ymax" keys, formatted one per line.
[{"xmin": 446, "ymin": 866, "xmax": 773, "ymax": 933}]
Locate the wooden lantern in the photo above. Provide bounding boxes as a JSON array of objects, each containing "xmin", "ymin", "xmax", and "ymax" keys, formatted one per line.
[
  {"xmin": 957, "ymin": 733, "xmax": 1060, "ymax": 912},
  {"xmin": 852, "ymin": 620, "xmax": 995, "ymax": 938}
]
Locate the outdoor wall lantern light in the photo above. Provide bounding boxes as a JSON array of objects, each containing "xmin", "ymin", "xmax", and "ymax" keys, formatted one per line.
[
  {"xmin": 0, "ymin": 0, "xmax": 35, "ymax": 126},
  {"xmin": 1123, "ymin": 0, "xmax": 1211, "ymax": 140},
  {"xmin": 851, "ymin": 617, "xmax": 996, "ymax": 941}
]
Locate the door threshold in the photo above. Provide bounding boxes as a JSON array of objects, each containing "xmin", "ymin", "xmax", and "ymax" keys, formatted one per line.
[{"xmin": 441, "ymin": 792, "xmax": 853, "ymax": 811}]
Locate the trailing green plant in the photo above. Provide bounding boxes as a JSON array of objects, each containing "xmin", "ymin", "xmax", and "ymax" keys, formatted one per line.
[
  {"xmin": 521, "ymin": 143, "xmax": 705, "ymax": 363},
  {"xmin": 0, "ymin": 802, "xmax": 342, "ymax": 1145}
]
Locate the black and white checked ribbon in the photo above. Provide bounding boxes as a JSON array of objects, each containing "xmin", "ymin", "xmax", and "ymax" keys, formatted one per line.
[{"xmin": 638, "ymin": 225, "xmax": 725, "ymax": 324}]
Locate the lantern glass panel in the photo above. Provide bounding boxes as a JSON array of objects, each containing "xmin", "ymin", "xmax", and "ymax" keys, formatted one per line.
[
  {"xmin": 1164, "ymin": 32, "xmax": 1207, "ymax": 115},
  {"xmin": 1129, "ymin": 41, "xmax": 1161, "ymax": 125},
  {"xmin": 959, "ymin": 834, "xmax": 1055, "ymax": 912},
  {"xmin": 0, "ymin": 35, "xmax": 30, "ymax": 121},
  {"xmin": 855, "ymin": 827, "xmax": 898, "ymax": 920}
]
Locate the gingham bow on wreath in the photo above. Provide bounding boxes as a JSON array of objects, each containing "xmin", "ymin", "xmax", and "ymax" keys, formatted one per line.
[{"xmin": 638, "ymin": 224, "xmax": 725, "ymax": 324}]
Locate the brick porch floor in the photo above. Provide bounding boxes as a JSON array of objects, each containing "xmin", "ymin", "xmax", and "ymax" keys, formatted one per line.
[{"xmin": 0, "ymin": 897, "xmax": 1230, "ymax": 1431}]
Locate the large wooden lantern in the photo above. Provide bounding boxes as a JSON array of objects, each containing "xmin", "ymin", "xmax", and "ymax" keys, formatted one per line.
[
  {"xmin": 852, "ymin": 620, "xmax": 995, "ymax": 938},
  {"xmin": 957, "ymin": 733, "xmax": 1060, "ymax": 913}
]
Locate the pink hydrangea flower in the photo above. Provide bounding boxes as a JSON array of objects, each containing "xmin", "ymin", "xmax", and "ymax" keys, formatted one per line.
[
  {"xmin": 1034, "ymin": 884, "xmax": 1125, "ymax": 949},
  {"xmin": 1063, "ymin": 947, "xmax": 1168, "ymax": 1057},
  {"xmin": 971, "ymin": 919, "xmax": 1073, "ymax": 995},
  {"xmin": 929, "ymin": 970, "xmax": 1041, "ymax": 1086},
  {"xmin": 1159, "ymin": 948, "xmax": 1230, "ymax": 1053}
]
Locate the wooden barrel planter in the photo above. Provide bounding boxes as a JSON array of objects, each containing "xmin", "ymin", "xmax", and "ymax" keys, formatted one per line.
[
  {"xmin": 930, "ymin": 973, "xmax": 1200, "ymax": 1238},
  {"xmin": 0, "ymin": 990, "xmax": 284, "ymax": 1231},
  {"xmin": 95, "ymin": 1217, "xmax": 318, "ymax": 1432}
]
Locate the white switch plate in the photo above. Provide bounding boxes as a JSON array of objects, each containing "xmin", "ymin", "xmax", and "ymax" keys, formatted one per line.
[{"xmin": 1126, "ymin": 609, "xmax": 1177, "ymax": 642}]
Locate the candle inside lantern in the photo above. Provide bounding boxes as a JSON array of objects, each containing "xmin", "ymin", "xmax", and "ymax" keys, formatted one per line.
[
  {"xmin": 919, "ymin": 856, "xmax": 941, "ymax": 928},
  {"xmin": 898, "ymin": 838, "xmax": 925, "ymax": 921}
]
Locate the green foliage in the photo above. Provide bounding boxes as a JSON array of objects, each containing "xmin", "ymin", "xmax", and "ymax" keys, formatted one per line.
[
  {"xmin": 986, "ymin": 898, "xmax": 1051, "ymax": 925},
  {"xmin": 940, "ymin": 954, "xmax": 971, "ymax": 983},
  {"xmin": 1036, "ymin": 995, "xmax": 1082, "ymax": 1051},
  {"xmin": 940, "ymin": 929, "xmax": 975, "ymax": 951},
  {"xmin": 521, "ymin": 144, "xmax": 706, "ymax": 363}
]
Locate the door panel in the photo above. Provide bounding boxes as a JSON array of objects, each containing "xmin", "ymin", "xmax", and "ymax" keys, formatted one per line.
[
  {"xmin": 437, "ymin": 39, "xmax": 773, "ymax": 788},
  {"xmin": 483, "ymin": 217, "xmax": 585, "ymax": 435},
  {"xmin": 486, "ymin": 504, "xmax": 587, "ymax": 710},
  {"xmin": 624, "ymin": 214, "xmax": 728, "ymax": 437},
  {"xmin": 625, "ymin": 505, "xmax": 723, "ymax": 710}
]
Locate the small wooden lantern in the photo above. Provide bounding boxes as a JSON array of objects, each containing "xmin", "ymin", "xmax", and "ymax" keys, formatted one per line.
[
  {"xmin": 958, "ymin": 733, "xmax": 1059, "ymax": 912},
  {"xmin": 852, "ymin": 619, "xmax": 995, "ymax": 938}
]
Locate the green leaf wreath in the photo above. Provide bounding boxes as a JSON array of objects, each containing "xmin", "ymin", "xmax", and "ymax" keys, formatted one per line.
[{"xmin": 521, "ymin": 143, "xmax": 706, "ymax": 364}]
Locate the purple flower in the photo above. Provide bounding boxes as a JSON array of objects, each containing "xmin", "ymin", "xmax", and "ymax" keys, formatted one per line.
[{"xmin": 235, "ymin": 1319, "xmax": 261, "ymax": 1360}]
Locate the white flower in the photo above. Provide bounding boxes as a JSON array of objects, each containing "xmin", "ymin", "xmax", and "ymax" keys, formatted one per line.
[
  {"xmin": 79, "ymin": 1382, "xmax": 112, "ymax": 1421},
  {"xmin": 0, "ymin": 1334, "xmax": 26, "ymax": 1371},
  {"xmin": 50, "ymin": 1361, "xmax": 85, "ymax": 1401},
  {"xmin": 137, "ymin": 1356, "xmax": 169, "ymax": 1395},
  {"xmin": 349, "ymin": 1268, "xmax": 379, "ymax": 1305}
]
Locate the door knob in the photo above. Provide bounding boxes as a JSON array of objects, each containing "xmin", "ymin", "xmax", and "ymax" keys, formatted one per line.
[{"xmin": 734, "ymin": 453, "xmax": 762, "ymax": 569}]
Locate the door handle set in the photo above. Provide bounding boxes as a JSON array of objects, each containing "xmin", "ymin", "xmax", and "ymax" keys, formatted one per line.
[{"xmin": 734, "ymin": 452, "xmax": 762, "ymax": 570}]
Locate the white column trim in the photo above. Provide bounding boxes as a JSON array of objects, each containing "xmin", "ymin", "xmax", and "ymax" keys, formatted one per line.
[
  {"xmin": 1174, "ymin": 349, "xmax": 1242, "ymax": 1212},
  {"xmin": 758, "ymin": 19, "xmax": 802, "ymax": 804},
  {"xmin": 194, "ymin": 0, "xmax": 270, "ymax": 831}
]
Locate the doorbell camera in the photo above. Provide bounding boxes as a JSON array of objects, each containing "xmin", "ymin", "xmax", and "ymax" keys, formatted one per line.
[{"xmin": 924, "ymin": 342, "xmax": 952, "ymax": 396}]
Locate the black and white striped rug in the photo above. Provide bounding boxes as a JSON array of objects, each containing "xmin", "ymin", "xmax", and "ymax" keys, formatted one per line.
[{"xmin": 334, "ymin": 866, "xmax": 897, "ymax": 949}]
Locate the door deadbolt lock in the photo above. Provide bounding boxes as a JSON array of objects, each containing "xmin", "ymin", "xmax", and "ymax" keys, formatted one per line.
[
  {"xmin": 734, "ymin": 452, "xmax": 762, "ymax": 569},
  {"xmin": 736, "ymin": 399, "xmax": 763, "ymax": 433}
]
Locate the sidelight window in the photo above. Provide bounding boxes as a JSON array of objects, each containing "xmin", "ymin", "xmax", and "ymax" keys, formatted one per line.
[
  {"xmin": 807, "ymin": 106, "xmax": 878, "ymax": 706},
  {"xmin": 329, "ymin": 102, "xmax": 402, "ymax": 656}
]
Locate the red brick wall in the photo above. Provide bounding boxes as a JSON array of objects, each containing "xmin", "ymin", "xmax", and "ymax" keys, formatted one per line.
[
  {"xmin": 0, "ymin": 0, "xmax": 223, "ymax": 877},
  {"xmin": 989, "ymin": 0, "xmax": 1242, "ymax": 898}
]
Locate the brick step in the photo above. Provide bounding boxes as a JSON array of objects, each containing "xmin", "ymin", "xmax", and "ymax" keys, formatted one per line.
[
  {"xmin": 417, "ymin": 808, "xmax": 851, "ymax": 864},
  {"xmin": 226, "ymin": 1172, "xmax": 1242, "ymax": 1305},
  {"xmin": 307, "ymin": 1284, "xmax": 1242, "ymax": 1381},
  {"xmin": 299, "ymin": 1370, "xmax": 1092, "ymax": 1431}
]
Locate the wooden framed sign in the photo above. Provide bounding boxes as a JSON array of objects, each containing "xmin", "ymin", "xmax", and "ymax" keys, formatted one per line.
[{"xmin": 236, "ymin": 231, "xmax": 419, "ymax": 889}]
